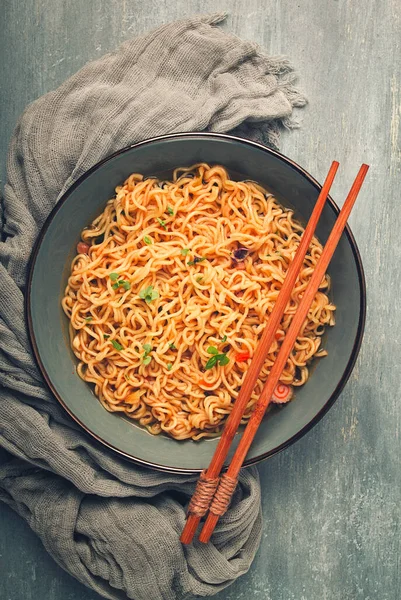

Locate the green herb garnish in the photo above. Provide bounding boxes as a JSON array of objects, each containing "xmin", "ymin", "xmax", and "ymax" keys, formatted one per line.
[
  {"xmin": 167, "ymin": 362, "xmax": 173, "ymax": 371},
  {"xmin": 167, "ymin": 206, "xmax": 174, "ymax": 216},
  {"xmin": 169, "ymin": 343, "xmax": 177, "ymax": 350},
  {"xmin": 104, "ymin": 334, "xmax": 110, "ymax": 339},
  {"xmin": 111, "ymin": 340, "xmax": 123, "ymax": 351},
  {"xmin": 112, "ymin": 279, "xmax": 131, "ymax": 291},
  {"xmin": 204, "ymin": 346, "xmax": 230, "ymax": 370},
  {"xmin": 181, "ymin": 248, "xmax": 190, "ymax": 256},
  {"xmin": 221, "ymin": 335, "xmax": 227, "ymax": 343},
  {"xmin": 84, "ymin": 317, "xmax": 93, "ymax": 322},
  {"xmin": 157, "ymin": 218, "xmax": 167, "ymax": 230},
  {"xmin": 188, "ymin": 257, "xmax": 206, "ymax": 266},
  {"xmin": 144, "ymin": 236, "xmax": 153, "ymax": 245},
  {"xmin": 109, "ymin": 272, "xmax": 119, "ymax": 281},
  {"xmin": 124, "ymin": 373, "xmax": 130, "ymax": 381},
  {"xmin": 196, "ymin": 276, "xmax": 203, "ymax": 283},
  {"xmin": 139, "ymin": 285, "xmax": 159, "ymax": 304},
  {"xmin": 142, "ymin": 343, "xmax": 152, "ymax": 365}
]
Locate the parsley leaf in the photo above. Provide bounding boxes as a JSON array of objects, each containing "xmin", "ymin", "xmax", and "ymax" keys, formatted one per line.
[
  {"xmin": 204, "ymin": 355, "xmax": 218, "ymax": 370},
  {"xmin": 139, "ymin": 286, "xmax": 159, "ymax": 304},
  {"xmin": 142, "ymin": 344, "xmax": 152, "ymax": 365},
  {"xmin": 218, "ymin": 354, "xmax": 230, "ymax": 366},
  {"xmin": 144, "ymin": 236, "xmax": 152, "ymax": 245},
  {"xmin": 111, "ymin": 340, "xmax": 123, "ymax": 351},
  {"xmin": 181, "ymin": 248, "xmax": 190, "ymax": 256},
  {"xmin": 204, "ymin": 349, "xmax": 230, "ymax": 370},
  {"xmin": 207, "ymin": 346, "xmax": 219, "ymax": 355},
  {"xmin": 112, "ymin": 279, "xmax": 130, "ymax": 291}
]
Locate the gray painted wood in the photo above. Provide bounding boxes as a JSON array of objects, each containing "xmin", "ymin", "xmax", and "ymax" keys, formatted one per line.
[{"xmin": 0, "ymin": 1, "xmax": 400, "ymax": 599}]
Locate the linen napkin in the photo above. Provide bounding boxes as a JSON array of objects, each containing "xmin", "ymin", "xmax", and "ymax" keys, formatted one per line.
[{"xmin": 0, "ymin": 13, "xmax": 306, "ymax": 600}]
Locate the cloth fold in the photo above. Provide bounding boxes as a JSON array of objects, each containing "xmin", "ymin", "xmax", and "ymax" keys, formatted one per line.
[{"xmin": 0, "ymin": 13, "xmax": 305, "ymax": 600}]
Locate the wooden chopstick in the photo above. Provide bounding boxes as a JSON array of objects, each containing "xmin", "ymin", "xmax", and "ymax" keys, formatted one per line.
[
  {"xmin": 180, "ymin": 161, "xmax": 340, "ymax": 545},
  {"xmin": 198, "ymin": 164, "xmax": 369, "ymax": 543}
]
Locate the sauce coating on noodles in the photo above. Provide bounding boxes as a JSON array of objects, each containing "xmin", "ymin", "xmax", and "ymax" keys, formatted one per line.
[{"xmin": 61, "ymin": 164, "xmax": 335, "ymax": 440}]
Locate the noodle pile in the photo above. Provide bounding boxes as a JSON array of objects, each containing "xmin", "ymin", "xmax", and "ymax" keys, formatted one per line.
[{"xmin": 62, "ymin": 164, "xmax": 336, "ymax": 440}]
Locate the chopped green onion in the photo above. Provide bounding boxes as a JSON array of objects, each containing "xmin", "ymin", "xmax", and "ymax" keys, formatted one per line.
[
  {"xmin": 143, "ymin": 343, "xmax": 152, "ymax": 354},
  {"xmin": 157, "ymin": 218, "xmax": 167, "ymax": 230},
  {"xmin": 181, "ymin": 248, "xmax": 190, "ymax": 256},
  {"xmin": 139, "ymin": 285, "xmax": 159, "ymax": 304},
  {"xmin": 84, "ymin": 317, "xmax": 93, "ymax": 322},
  {"xmin": 144, "ymin": 236, "xmax": 152, "ymax": 245},
  {"xmin": 112, "ymin": 282, "xmax": 119, "ymax": 290},
  {"xmin": 124, "ymin": 373, "xmax": 130, "ymax": 381},
  {"xmin": 196, "ymin": 276, "xmax": 203, "ymax": 283},
  {"xmin": 167, "ymin": 362, "xmax": 173, "ymax": 371},
  {"xmin": 110, "ymin": 272, "xmax": 119, "ymax": 281},
  {"xmin": 207, "ymin": 346, "xmax": 219, "ymax": 355},
  {"xmin": 169, "ymin": 343, "xmax": 177, "ymax": 350},
  {"xmin": 167, "ymin": 206, "xmax": 174, "ymax": 216},
  {"xmin": 221, "ymin": 335, "xmax": 227, "ymax": 343},
  {"xmin": 111, "ymin": 340, "xmax": 123, "ymax": 351},
  {"xmin": 103, "ymin": 334, "xmax": 110, "ymax": 339},
  {"xmin": 143, "ymin": 355, "xmax": 152, "ymax": 366}
]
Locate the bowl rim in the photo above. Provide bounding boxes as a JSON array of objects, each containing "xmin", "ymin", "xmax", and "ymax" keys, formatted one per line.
[{"xmin": 26, "ymin": 132, "xmax": 367, "ymax": 474}]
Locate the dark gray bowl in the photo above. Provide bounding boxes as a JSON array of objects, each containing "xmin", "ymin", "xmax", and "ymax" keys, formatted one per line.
[{"xmin": 27, "ymin": 133, "xmax": 366, "ymax": 473}]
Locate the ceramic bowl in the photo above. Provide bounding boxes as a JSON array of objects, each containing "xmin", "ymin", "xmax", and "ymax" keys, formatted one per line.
[{"xmin": 27, "ymin": 133, "xmax": 366, "ymax": 473}]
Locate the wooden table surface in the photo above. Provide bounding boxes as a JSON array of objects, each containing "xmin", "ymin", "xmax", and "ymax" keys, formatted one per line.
[{"xmin": 1, "ymin": 1, "xmax": 400, "ymax": 599}]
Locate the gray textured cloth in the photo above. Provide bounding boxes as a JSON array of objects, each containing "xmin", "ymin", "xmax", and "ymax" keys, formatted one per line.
[{"xmin": 0, "ymin": 13, "xmax": 305, "ymax": 600}]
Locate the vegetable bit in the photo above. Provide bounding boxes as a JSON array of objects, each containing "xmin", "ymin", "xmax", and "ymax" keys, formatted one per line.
[
  {"xmin": 157, "ymin": 218, "xmax": 167, "ymax": 230},
  {"xmin": 144, "ymin": 236, "xmax": 152, "ymax": 245},
  {"xmin": 112, "ymin": 279, "xmax": 131, "ymax": 291},
  {"xmin": 181, "ymin": 248, "xmax": 190, "ymax": 256},
  {"xmin": 167, "ymin": 206, "xmax": 174, "ymax": 215},
  {"xmin": 111, "ymin": 340, "xmax": 123, "ymax": 351},
  {"xmin": 188, "ymin": 257, "xmax": 206, "ymax": 266},
  {"xmin": 139, "ymin": 285, "xmax": 159, "ymax": 304},
  {"xmin": 142, "ymin": 343, "xmax": 152, "ymax": 365},
  {"xmin": 169, "ymin": 342, "xmax": 177, "ymax": 350},
  {"xmin": 204, "ymin": 346, "xmax": 230, "ymax": 370}
]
